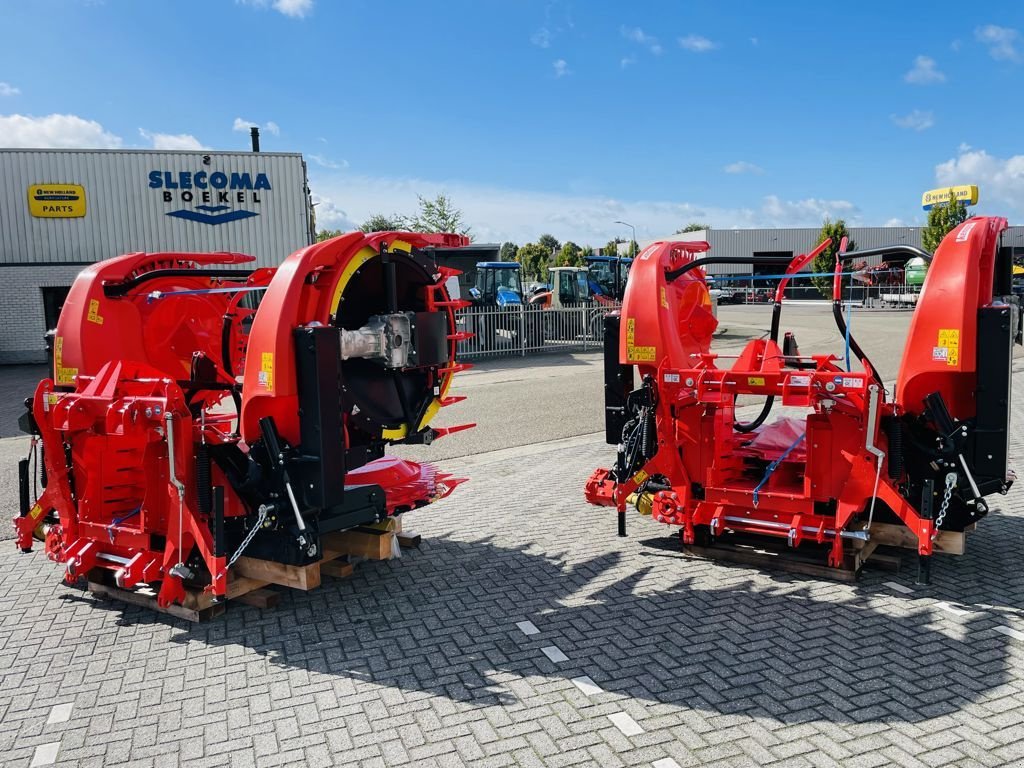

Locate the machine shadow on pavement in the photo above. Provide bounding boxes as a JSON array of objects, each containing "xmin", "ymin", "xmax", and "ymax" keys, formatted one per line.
[{"xmin": 57, "ymin": 520, "xmax": 1019, "ymax": 727}]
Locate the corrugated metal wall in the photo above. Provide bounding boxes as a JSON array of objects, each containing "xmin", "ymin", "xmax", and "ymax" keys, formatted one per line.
[{"xmin": 0, "ymin": 149, "xmax": 311, "ymax": 268}]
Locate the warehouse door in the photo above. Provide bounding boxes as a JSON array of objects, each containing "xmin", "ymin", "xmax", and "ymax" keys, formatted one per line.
[{"xmin": 41, "ymin": 287, "xmax": 70, "ymax": 331}]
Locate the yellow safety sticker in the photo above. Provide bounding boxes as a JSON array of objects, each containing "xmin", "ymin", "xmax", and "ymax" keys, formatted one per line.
[
  {"xmin": 660, "ymin": 286, "xmax": 669, "ymax": 309},
  {"xmin": 53, "ymin": 336, "xmax": 78, "ymax": 386},
  {"xmin": 625, "ymin": 318, "xmax": 656, "ymax": 362},
  {"xmin": 632, "ymin": 469, "xmax": 649, "ymax": 485},
  {"xmin": 29, "ymin": 504, "xmax": 43, "ymax": 520},
  {"xmin": 87, "ymin": 299, "xmax": 104, "ymax": 325},
  {"xmin": 936, "ymin": 328, "xmax": 960, "ymax": 367},
  {"xmin": 259, "ymin": 352, "xmax": 274, "ymax": 391},
  {"xmin": 747, "ymin": 376, "xmax": 765, "ymax": 387}
]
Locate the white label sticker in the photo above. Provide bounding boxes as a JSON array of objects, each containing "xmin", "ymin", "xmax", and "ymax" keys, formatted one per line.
[
  {"xmin": 664, "ymin": 372, "xmax": 680, "ymax": 383},
  {"xmin": 842, "ymin": 376, "xmax": 861, "ymax": 388},
  {"xmin": 788, "ymin": 375, "xmax": 811, "ymax": 387},
  {"xmin": 956, "ymin": 222, "xmax": 976, "ymax": 242},
  {"xmin": 932, "ymin": 346, "xmax": 949, "ymax": 361}
]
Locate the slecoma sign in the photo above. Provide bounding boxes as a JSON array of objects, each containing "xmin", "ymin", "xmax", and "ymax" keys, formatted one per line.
[{"xmin": 148, "ymin": 170, "xmax": 272, "ymax": 225}]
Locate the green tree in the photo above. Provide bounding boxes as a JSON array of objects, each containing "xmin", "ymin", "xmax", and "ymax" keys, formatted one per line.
[
  {"xmin": 581, "ymin": 245, "xmax": 595, "ymax": 258},
  {"xmin": 360, "ymin": 213, "xmax": 408, "ymax": 233},
  {"xmin": 675, "ymin": 222, "xmax": 711, "ymax": 233},
  {"xmin": 627, "ymin": 240, "xmax": 639, "ymax": 257},
  {"xmin": 810, "ymin": 218, "xmax": 855, "ymax": 299},
  {"xmin": 922, "ymin": 189, "xmax": 969, "ymax": 253},
  {"xmin": 410, "ymin": 194, "xmax": 472, "ymax": 237},
  {"xmin": 603, "ymin": 238, "xmax": 623, "ymax": 257},
  {"xmin": 557, "ymin": 241, "xmax": 584, "ymax": 266},
  {"xmin": 516, "ymin": 242, "xmax": 551, "ymax": 281},
  {"xmin": 316, "ymin": 228, "xmax": 344, "ymax": 242},
  {"xmin": 538, "ymin": 234, "xmax": 561, "ymax": 254},
  {"xmin": 499, "ymin": 241, "xmax": 518, "ymax": 261}
]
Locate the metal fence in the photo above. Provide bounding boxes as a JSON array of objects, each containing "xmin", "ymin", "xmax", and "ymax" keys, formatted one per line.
[
  {"xmin": 456, "ymin": 303, "xmax": 619, "ymax": 358},
  {"xmin": 713, "ymin": 275, "xmax": 923, "ymax": 309}
]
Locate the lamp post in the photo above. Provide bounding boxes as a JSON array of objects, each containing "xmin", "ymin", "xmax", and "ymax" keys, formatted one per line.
[{"xmin": 614, "ymin": 220, "xmax": 636, "ymax": 257}]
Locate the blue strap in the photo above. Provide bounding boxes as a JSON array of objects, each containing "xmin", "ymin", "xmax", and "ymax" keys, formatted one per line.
[
  {"xmin": 752, "ymin": 432, "xmax": 806, "ymax": 507},
  {"xmin": 107, "ymin": 507, "xmax": 141, "ymax": 542}
]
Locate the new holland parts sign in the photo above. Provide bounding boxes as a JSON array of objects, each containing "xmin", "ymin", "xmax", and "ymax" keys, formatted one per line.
[
  {"xmin": 148, "ymin": 157, "xmax": 272, "ymax": 225},
  {"xmin": 28, "ymin": 184, "xmax": 86, "ymax": 217}
]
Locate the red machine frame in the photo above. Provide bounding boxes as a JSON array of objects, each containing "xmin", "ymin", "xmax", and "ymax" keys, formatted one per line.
[
  {"xmin": 587, "ymin": 218, "xmax": 1015, "ymax": 581},
  {"xmin": 16, "ymin": 233, "xmax": 474, "ymax": 607}
]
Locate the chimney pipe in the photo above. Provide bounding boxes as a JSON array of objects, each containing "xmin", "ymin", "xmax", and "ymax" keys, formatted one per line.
[{"xmin": 250, "ymin": 127, "xmax": 260, "ymax": 153}]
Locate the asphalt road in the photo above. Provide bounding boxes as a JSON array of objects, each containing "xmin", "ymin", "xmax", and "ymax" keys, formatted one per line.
[{"xmin": 397, "ymin": 303, "xmax": 918, "ymax": 463}]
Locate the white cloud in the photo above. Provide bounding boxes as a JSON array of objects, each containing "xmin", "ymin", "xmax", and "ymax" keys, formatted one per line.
[
  {"xmin": 233, "ymin": 117, "xmax": 280, "ymax": 135},
  {"xmin": 904, "ymin": 55, "xmax": 945, "ymax": 84},
  {"xmin": 975, "ymin": 24, "xmax": 1020, "ymax": 62},
  {"xmin": 311, "ymin": 191, "xmax": 356, "ymax": 231},
  {"xmin": 678, "ymin": 35, "xmax": 716, "ymax": 52},
  {"xmin": 238, "ymin": 0, "xmax": 312, "ymax": 18},
  {"xmin": 553, "ymin": 59, "xmax": 570, "ymax": 78},
  {"xmin": 0, "ymin": 113, "xmax": 122, "ymax": 148},
  {"xmin": 531, "ymin": 27, "xmax": 551, "ymax": 48},
  {"xmin": 884, "ymin": 218, "xmax": 907, "ymax": 227},
  {"xmin": 308, "ymin": 154, "xmax": 348, "ymax": 170},
  {"xmin": 724, "ymin": 161, "xmax": 764, "ymax": 175},
  {"xmin": 138, "ymin": 129, "xmax": 206, "ymax": 150},
  {"xmin": 935, "ymin": 145, "xmax": 1024, "ymax": 216},
  {"xmin": 0, "ymin": 82, "xmax": 19, "ymax": 96},
  {"xmin": 621, "ymin": 26, "xmax": 662, "ymax": 55},
  {"xmin": 891, "ymin": 109, "xmax": 935, "ymax": 131},
  {"xmin": 620, "ymin": 55, "xmax": 636, "ymax": 69},
  {"xmin": 307, "ymin": 171, "xmax": 861, "ymax": 244}
]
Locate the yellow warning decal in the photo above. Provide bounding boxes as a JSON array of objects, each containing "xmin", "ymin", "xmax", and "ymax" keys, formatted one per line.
[
  {"xmin": 660, "ymin": 286, "xmax": 669, "ymax": 309},
  {"xmin": 53, "ymin": 336, "xmax": 78, "ymax": 386},
  {"xmin": 632, "ymin": 469, "xmax": 649, "ymax": 485},
  {"xmin": 29, "ymin": 504, "xmax": 44, "ymax": 520},
  {"xmin": 625, "ymin": 318, "xmax": 656, "ymax": 362},
  {"xmin": 747, "ymin": 376, "xmax": 766, "ymax": 387},
  {"xmin": 87, "ymin": 299, "xmax": 104, "ymax": 325},
  {"xmin": 259, "ymin": 352, "xmax": 274, "ymax": 391},
  {"xmin": 936, "ymin": 328, "xmax": 960, "ymax": 367}
]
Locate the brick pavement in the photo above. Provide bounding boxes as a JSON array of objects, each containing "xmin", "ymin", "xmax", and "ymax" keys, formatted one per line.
[{"xmin": 2, "ymin": 388, "xmax": 1024, "ymax": 767}]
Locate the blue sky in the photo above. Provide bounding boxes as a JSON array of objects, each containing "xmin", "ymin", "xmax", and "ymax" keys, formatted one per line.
[{"xmin": 1, "ymin": 0, "xmax": 1022, "ymax": 244}]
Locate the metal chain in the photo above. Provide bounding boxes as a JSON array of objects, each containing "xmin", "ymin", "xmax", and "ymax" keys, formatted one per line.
[
  {"xmin": 227, "ymin": 506, "xmax": 268, "ymax": 567},
  {"xmin": 932, "ymin": 472, "xmax": 957, "ymax": 538}
]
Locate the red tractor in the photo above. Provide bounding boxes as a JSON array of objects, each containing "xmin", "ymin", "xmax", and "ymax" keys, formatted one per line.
[{"xmin": 586, "ymin": 219, "xmax": 1016, "ymax": 583}]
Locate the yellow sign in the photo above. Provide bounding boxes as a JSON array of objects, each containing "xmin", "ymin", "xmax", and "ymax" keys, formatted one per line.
[
  {"xmin": 53, "ymin": 336, "xmax": 78, "ymax": 385},
  {"xmin": 259, "ymin": 352, "xmax": 274, "ymax": 391},
  {"xmin": 28, "ymin": 184, "xmax": 86, "ymax": 218},
  {"xmin": 625, "ymin": 318, "xmax": 656, "ymax": 363},
  {"xmin": 921, "ymin": 185, "xmax": 978, "ymax": 211},
  {"xmin": 747, "ymin": 376, "xmax": 766, "ymax": 387},
  {"xmin": 87, "ymin": 299, "xmax": 104, "ymax": 325},
  {"xmin": 935, "ymin": 328, "xmax": 960, "ymax": 367}
]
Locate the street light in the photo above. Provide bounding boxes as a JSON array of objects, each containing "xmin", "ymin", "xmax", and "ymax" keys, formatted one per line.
[{"xmin": 614, "ymin": 220, "xmax": 636, "ymax": 257}]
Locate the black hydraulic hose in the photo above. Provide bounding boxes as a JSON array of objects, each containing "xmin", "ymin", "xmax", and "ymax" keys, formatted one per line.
[
  {"xmin": 221, "ymin": 313, "xmax": 235, "ymax": 378},
  {"xmin": 665, "ymin": 256, "xmax": 793, "ymax": 283},
  {"xmin": 832, "ymin": 301, "xmax": 883, "ymax": 387},
  {"xmin": 838, "ymin": 245, "xmax": 932, "ymax": 264},
  {"xmin": 735, "ymin": 292, "xmax": 785, "ymax": 433},
  {"xmin": 103, "ymin": 269, "xmax": 254, "ymax": 297}
]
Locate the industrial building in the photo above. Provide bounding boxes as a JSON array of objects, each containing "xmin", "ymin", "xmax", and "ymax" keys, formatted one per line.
[
  {"xmin": 644, "ymin": 225, "xmax": 1024, "ymax": 275},
  {"xmin": 0, "ymin": 148, "xmax": 313, "ymax": 363}
]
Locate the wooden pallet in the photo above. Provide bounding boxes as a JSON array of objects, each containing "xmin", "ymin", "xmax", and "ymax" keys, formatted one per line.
[
  {"xmin": 85, "ymin": 519, "xmax": 422, "ymax": 622},
  {"xmin": 679, "ymin": 522, "xmax": 969, "ymax": 581}
]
